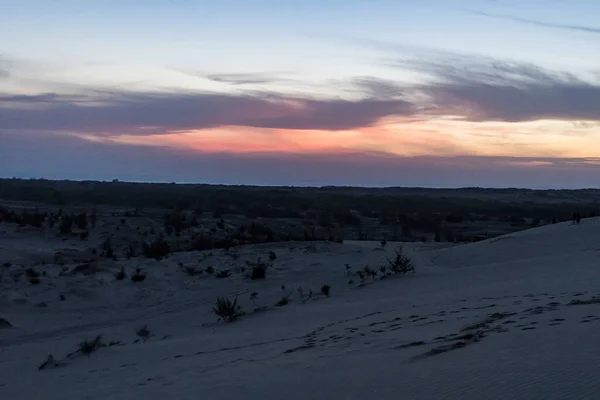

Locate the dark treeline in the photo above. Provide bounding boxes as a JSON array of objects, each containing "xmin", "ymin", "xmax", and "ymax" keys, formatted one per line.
[{"xmin": 1, "ymin": 178, "xmax": 599, "ymax": 244}]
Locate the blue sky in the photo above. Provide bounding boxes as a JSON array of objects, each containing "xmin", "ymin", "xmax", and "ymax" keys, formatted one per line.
[{"xmin": 1, "ymin": 0, "xmax": 599, "ymax": 187}]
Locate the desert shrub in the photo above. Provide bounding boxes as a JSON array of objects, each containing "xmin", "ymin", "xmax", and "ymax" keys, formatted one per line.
[
  {"xmin": 25, "ymin": 267, "xmax": 41, "ymax": 278},
  {"xmin": 131, "ymin": 268, "xmax": 147, "ymax": 282},
  {"xmin": 249, "ymin": 292, "xmax": 259, "ymax": 305},
  {"xmin": 59, "ymin": 215, "xmax": 73, "ymax": 235},
  {"xmin": 101, "ymin": 237, "xmax": 115, "ymax": 259},
  {"xmin": 213, "ymin": 296, "xmax": 244, "ymax": 322},
  {"xmin": 268, "ymin": 251, "xmax": 277, "ymax": 261},
  {"xmin": 184, "ymin": 266, "xmax": 202, "ymax": 276},
  {"xmin": 205, "ymin": 266, "xmax": 215, "ymax": 275},
  {"xmin": 250, "ymin": 261, "xmax": 267, "ymax": 280},
  {"xmin": 90, "ymin": 209, "xmax": 97, "ymax": 228},
  {"xmin": 380, "ymin": 239, "xmax": 387, "ymax": 248},
  {"xmin": 38, "ymin": 354, "xmax": 62, "ymax": 371},
  {"xmin": 74, "ymin": 212, "xmax": 88, "ymax": 230},
  {"xmin": 321, "ymin": 285, "xmax": 331, "ymax": 297},
  {"xmin": 215, "ymin": 269, "xmax": 231, "ymax": 279},
  {"xmin": 387, "ymin": 247, "xmax": 415, "ymax": 275},
  {"xmin": 114, "ymin": 267, "xmax": 126, "ymax": 280},
  {"xmin": 275, "ymin": 295, "xmax": 290, "ymax": 307},
  {"xmin": 136, "ymin": 325, "xmax": 151, "ymax": 342},
  {"xmin": 142, "ymin": 235, "xmax": 170, "ymax": 260},
  {"xmin": 363, "ymin": 266, "xmax": 377, "ymax": 280},
  {"xmin": 29, "ymin": 277, "xmax": 41, "ymax": 285},
  {"xmin": 78, "ymin": 335, "xmax": 105, "ymax": 357},
  {"xmin": 126, "ymin": 244, "xmax": 136, "ymax": 258}
]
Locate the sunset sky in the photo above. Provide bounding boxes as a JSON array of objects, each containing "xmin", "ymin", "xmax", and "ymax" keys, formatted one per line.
[{"xmin": 1, "ymin": 0, "xmax": 599, "ymax": 187}]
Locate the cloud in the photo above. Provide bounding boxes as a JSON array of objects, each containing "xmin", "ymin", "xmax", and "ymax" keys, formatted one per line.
[
  {"xmin": 353, "ymin": 77, "xmax": 408, "ymax": 99},
  {"xmin": 0, "ymin": 89, "xmax": 416, "ymax": 134},
  {"xmin": 466, "ymin": 10, "xmax": 600, "ymax": 34},
  {"xmin": 3, "ymin": 130, "xmax": 600, "ymax": 188},
  {"xmin": 2, "ymin": 48, "xmax": 599, "ymax": 140},
  {"xmin": 0, "ymin": 56, "xmax": 10, "ymax": 79},
  {"xmin": 394, "ymin": 54, "xmax": 600, "ymax": 122},
  {"xmin": 205, "ymin": 72, "xmax": 286, "ymax": 85}
]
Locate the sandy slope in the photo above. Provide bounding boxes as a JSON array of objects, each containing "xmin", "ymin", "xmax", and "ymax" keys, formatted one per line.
[{"xmin": 2, "ymin": 219, "xmax": 600, "ymax": 399}]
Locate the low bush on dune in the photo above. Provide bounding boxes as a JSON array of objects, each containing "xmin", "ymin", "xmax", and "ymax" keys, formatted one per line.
[
  {"xmin": 114, "ymin": 267, "xmax": 126, "ymax": 281},
  {"xmin": 247, "ymin": 258, "xmax": 268, "ymax": 280},
  {"xmin": 131, "ymin": 268, "xmax": 147, "ymax": 282},
  {"xmin": 136, "ymin": 325, "xmax": 152, "ymax": 342},
  {"xmin": 101, "ymin": 237, "xmax": 115, "ymax": 259},
  {"xmin": 25, "ymin": 267, "xmax": 41, "ymax": 278},
  {"xmin": 321, "ymin": 284, "xmax": 331, "ymax": 297},
  {"xmin": 387, "ymin": 246, "xmax": 415, "ymax": 275},
  {"xmin": 183, "ymin": 266, "xmax": 202, "ymax": 277},
  {"xmin": 213, "ymin": 296, "xmax": 245, "ymax": 322},
  {"xmin": 215, "ymin": 269, "xmax": 231, "ymax": 279},
  {"xmin": 77, "ymin": 335, "xmax": 106, "ymax": 357},
  {"xmin": 142, "ymin": 235, "xmax": 171, "ymax": 260},
  {"xmin": 275, "ymin": 295, "xmax": 291, "ymax": 307},
  {"xmin": 58, "ymin": 215, "xmax": 74, "ymax": 235}
]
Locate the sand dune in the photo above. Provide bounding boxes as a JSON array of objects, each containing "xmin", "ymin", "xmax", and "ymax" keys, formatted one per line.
[{"xmin": 2, "ymin": 219, "xmax": 600, "ymax": 399}]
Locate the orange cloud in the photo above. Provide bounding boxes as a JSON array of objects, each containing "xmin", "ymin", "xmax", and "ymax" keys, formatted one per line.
[{"xmin": 87, "ymin": 117, "xmax": 600, "ymax": 161}]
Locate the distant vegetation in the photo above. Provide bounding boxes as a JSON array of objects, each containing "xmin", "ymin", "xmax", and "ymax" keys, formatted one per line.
[{"xmin": 2, "ymin": 178, "xmax": 600, "ymax": 244}]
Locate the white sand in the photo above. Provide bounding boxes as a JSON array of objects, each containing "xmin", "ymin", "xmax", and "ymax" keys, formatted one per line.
[{"xmin": 2, "ymin": 218, "xmax": 600, "ymax": 399}]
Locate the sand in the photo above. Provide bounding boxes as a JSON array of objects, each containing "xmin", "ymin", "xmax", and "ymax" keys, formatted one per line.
[{"xmin": 2, "ymin": 217, "xmax": 600, "ymax": 399}]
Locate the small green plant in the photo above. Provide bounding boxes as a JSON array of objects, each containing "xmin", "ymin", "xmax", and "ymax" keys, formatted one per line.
[
  {"xmin": 215, "ymin": 269, "xmax": 231, "ymax": 279},
  {"xmin": 268, "ymin": 251, "xmax": 277, "ymax": 261},
  {"xmin": 275, "ymin": 295, "xmax": 290, "ymax": 307},
  {"xmin": 184, "ymin": 266, "xmax": 201, "ymax": 276},
  {"xmin": 321, "ymin": 284, "xmax": 331, "ymax": 297},
  {"xmin": 388, "ymin": 247, "xmax": 415, "ymax": 275},
  {"xmin": 114, "ymin": 267, "xmax": 126, "ymax": 281},
  {"xmin": 101, "ymin": 237, "xmax": 115, "ymax": 259},
  {"xmin": 250, "ymin": 292, "xmax": 259, "ymax": 306},
  {"xmin": 126, "ymin": 244, "xmax": 136, "ymax": 258},
  {"xmin": 25, "ymin": 268, "xmax": 41, "ymax": 278},
  {"xmin": 355, "ymin": 270, "xmax": 366, "ymax": 284},
  {"xmin": 136, "ymin": 325, "xmax": 152, "ymax": 342},
  {"xmin": 363, "ymin": 265, "xmax": 378, "ymax": 280},
  {"xmin": 131, "ymin": 268, "xmax": 147, "ymax": 282},
  {"xmin": 379, "ymin": 265, "xmax": 389, "ymax": 278},
  {"xmin": 78, "ymin": 335, "xmax": 106, "ymax": 357},
  {"xmin": 249, "ymin": 258, "xmax": 267, "ymax": 280},
  {"xmin": 38, "ymin": 354, "xmax": 65, "ymax": 371},
  {"xmin": 213, "ymin": 296, "xmax": 244, "ymax": 323}
]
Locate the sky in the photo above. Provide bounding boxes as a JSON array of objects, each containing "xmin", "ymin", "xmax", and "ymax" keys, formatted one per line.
[{"xmin": 1, "ymin": 0, "xmax": 599, "ymax": 188}]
